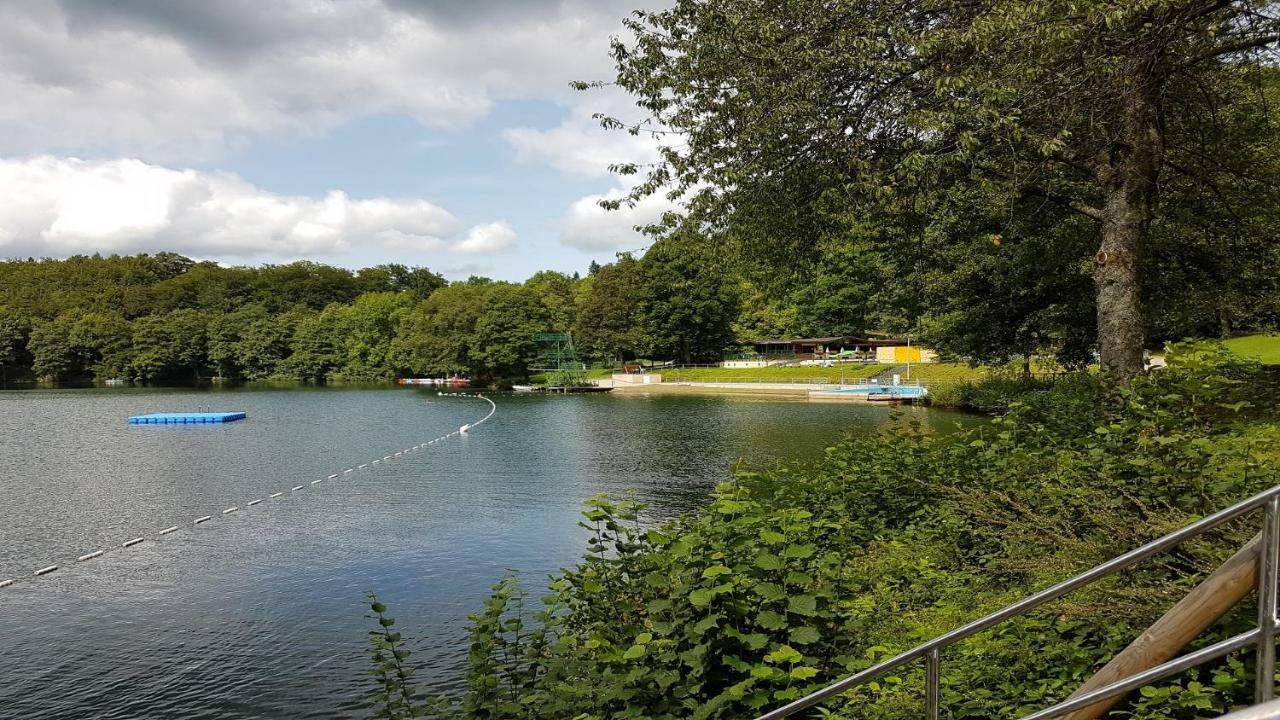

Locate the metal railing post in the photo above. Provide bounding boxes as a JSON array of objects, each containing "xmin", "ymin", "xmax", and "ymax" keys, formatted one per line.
[
  {"xmin": 925, "ymin": 648, "xmax": 940, "ymax": 720},
  {"xmin": 1258, "ymin": 497, "xmax": 1280, "ymax": 703}
]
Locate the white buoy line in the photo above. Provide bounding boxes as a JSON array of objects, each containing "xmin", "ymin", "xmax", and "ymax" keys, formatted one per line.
[{"xmin": 1, "ymin": 392, "xmax": 497, "ymax": 590}]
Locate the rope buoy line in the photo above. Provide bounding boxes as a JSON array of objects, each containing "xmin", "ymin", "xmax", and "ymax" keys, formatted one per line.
[{"xmin": 2, "ymin": 393, "xmax": 496, "ymax": 590}]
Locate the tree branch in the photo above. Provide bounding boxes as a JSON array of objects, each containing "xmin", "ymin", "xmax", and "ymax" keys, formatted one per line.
[{"xmin": 1174, "ymin": 32, "xmax": 1280, "ymax": 73}]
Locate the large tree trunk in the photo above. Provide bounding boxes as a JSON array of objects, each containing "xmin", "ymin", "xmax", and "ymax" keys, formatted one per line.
[{"xmin": 1094, "ymin": 60, "xmax": 1163, "ymax": 383}]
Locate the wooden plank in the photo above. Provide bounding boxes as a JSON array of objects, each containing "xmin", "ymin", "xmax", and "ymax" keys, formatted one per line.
[{"xmin": 1060, "ymin": 533, "xmax": 1262, "ymax": 720}]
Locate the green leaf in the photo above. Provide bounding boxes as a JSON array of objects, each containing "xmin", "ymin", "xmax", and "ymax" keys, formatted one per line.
[
  {"xmin": 760, "ymin": 530, "xmax": 786, "ymax": 544},
  {"xmin": 623, "ymin": 643, "xmax": 647, "ymax": 660},
  {"xmin": 689, "ymin": 588, "xmax": 715, "ymax": 607},
  {"xmin": 788, "ymin": 626, "xmax": 821, "ymax": 645},
  {"xmin": 781, "ymin": 544, "xmax": 815, "ymax": 559},
  {"xmin": 754, "ymin": 582, "xmax": 786, "ymax": 601},
  {"xmin": 755, "ymin": 553, "xmax": 784, "ymax": 570},
  {"xmin": 702, "ymin": 564, "xmax": 732, "ymax": 579},
  {"xmin": 693, "ymin": 615, "xmax": 720, "ymax": 635},
  {"xmin": 788, "ymin": 594, "xmax": 817, "ymax": 616},
  {"xmin": 784, "ymin": 571, "xmax": 812, "ymax": 587},
  {"xmin": 756, "ymin": 610, "xmax": 788, "ymax": 630},
  {"xmin": 764, "ymin": 644, "xmax": 803, "ymax": 664},
  {"xmin": 790, "ymin": 666, "xmax": 820, "ymax": 680}
]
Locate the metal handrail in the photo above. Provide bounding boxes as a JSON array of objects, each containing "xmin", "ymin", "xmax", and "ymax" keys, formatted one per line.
[{"xmin": 754, "ymin": 485, "xmax": 1280, "ymax": 720}]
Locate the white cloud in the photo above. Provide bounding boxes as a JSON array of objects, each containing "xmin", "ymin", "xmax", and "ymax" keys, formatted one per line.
[
  {"xmin": 0, "ymin": 155, "xmax": 466, "ymax": 260},
  {"xmin": 455, "ymin": 221, "xmax": 517, "ymax": 253},
  {"xmin": 559, "ymin": 187, "xmax": 679, "ymax": 252},
  {"xmin": 500, "ymin": 84, "xmax": 684, "ymax": 255},
  {"xmin": 0, "ymin": 0, "xmax": 658, "ymax": 162},
  {"xmin": 503, "ymin": 90, "xmax": 663, "ymax": 177}
]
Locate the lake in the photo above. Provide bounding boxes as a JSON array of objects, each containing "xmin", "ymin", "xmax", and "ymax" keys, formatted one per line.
[{"xmin": 0, "ymin": 387, "xmax": 969, "ymax": 718}]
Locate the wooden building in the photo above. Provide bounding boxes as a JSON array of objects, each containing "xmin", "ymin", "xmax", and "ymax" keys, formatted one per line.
[{"xmin": 747, "ymin": 336, "xmax": 936, "ymax": 363}]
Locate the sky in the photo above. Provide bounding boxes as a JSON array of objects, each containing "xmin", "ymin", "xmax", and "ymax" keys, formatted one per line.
[{"xmin": 0, "ymin": 0, "xmax": 678, "ymax": 281}]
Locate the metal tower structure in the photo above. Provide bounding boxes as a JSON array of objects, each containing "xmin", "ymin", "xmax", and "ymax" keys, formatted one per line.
[{"xmin": 531, "ymin": 332, "xmax": 588, "ymax": 385}]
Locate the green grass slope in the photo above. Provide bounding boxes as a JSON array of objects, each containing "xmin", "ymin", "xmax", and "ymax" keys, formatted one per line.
[{"xmin": 1223, "ymin": 334, "xmax": 1280, "ymax": 365}]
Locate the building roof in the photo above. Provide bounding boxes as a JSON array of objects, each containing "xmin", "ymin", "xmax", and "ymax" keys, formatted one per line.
[
  {"xmin": 751, "ymin": 336, "xmax": 868, "ymax": 346},
  {"xmin": 749, "ymin": 336, "xmax": 915, "ymax": 347}
]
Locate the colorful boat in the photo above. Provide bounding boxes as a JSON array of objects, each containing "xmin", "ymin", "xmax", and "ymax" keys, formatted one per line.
[{"xmin": 399, "ymin": 377, "xmax": 470, "ymax": 387}]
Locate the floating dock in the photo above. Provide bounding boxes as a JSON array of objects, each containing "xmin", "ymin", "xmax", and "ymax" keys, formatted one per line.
[
  {"xmin": 809, "ymin": 385, "xmax": 927, "ymax": 402},
  {"xmin": 127, "ymin": 412, "xmax": 247, "ymax": 425}
]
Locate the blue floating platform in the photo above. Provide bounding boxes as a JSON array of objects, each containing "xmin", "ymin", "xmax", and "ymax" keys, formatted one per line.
[{"xmin": 127, "ymin": 412, "xmax": 247, "ymax": 425}]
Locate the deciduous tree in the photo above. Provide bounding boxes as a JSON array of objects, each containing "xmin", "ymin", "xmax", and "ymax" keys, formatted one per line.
[{"xmin": 604, "ymin": 0, "xmax": 1280, "ymax": 381}]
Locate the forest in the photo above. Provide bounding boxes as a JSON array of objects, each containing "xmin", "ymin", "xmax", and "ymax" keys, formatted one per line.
[
  {"xmin": 5, "ymin": 166, "xmax": 1280, "ymax": 388},
  {"xmin": 0, "ymin": 240, "xmax": 744, "ymax": 385}
]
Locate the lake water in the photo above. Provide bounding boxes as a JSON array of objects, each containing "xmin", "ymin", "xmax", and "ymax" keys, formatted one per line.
[{"xmin": 0, "ymin": 387, "xmax": 968, "ymax": 719}]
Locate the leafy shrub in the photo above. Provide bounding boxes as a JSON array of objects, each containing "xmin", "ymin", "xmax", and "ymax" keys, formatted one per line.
[
  {"xmin": 369, "ymin": 342, "xmax": 1280, "ymax": 719},
  {"xmin": 924, "ymin": 364, "xmax": 1084, "ymax": 414}
]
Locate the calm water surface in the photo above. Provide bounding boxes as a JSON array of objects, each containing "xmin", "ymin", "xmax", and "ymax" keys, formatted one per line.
[{"xmin": 0, "ymin": 387, "xmax": 969, "ymax": 719}]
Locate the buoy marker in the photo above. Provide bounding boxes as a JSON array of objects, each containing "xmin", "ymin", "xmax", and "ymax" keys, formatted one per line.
[
  {"xmin": 0, "ymin": 580, "xmax": 13, "ymax": 589},
  {"xmin": 270, "ymin": 492, "xmax": 283, "ymax": 498},
  {"xmin": 358, "ymin": 464, "xmax": 367, "ymax": 469},
  {"xmin": 222, "ymin": 506, "xmax": 239, "ymax": 515},
  {"xmin": 194, "ymin": 516, "xmax": 211, "ymax": 525},
  {"xmin": 248, "ymin": 499, "xmax": 262, "ymax": 506},
  {"xmin": 34, "ymin": 565, "xmax": 58, "ymax": 576},
  {"xmin": 328, "ymin": 473, "xmax": 339, "ymax": 479},
  {"xmin": 77, "ymin": 550, "xmax": 104, "ymax": 562},
  {"xmin": 159, "ymin": 526, "xmax": 179, "ymax": 536},
  {"xmin": 311, "ymin": 479, "xmax": 322, "ymax": 485},
  {"xmin": 343, "ymin": 468, "xmax": 353, "ymax": 474},
  {"xmin": 292, "ymin": 485, "xmax": 304, "ymax": 491},
  {"xmin": 123, "ymin": 538, "xmax": 144, "ymax": 548}
]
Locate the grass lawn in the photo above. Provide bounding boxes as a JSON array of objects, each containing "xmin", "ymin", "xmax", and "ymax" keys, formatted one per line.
[
  {"xmin": 659, "ymin": 364, "xmax": 891, "ymax": 383},
  {"xmin": 531, "ymin": 362, "xmax": 992, "ymax": 385},
  {"xmin": 898, "ymin": 363, "xmax": 991, "ymax": 382},
  {"xmin": 659, "ymin": 362, "xmax": 990, "ymax": 384},
  {"xmin": 1223, "ymin": 334, "xmax": 1280, "ymax": 365}
]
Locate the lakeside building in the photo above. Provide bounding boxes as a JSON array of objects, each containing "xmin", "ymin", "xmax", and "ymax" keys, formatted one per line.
[{"xmin": 729, "ymin": 336, "xmax": 937, "ymax": 366}]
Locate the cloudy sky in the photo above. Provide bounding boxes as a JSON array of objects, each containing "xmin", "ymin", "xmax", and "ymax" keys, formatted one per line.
[{"xmin": 0, "ymin": 0, "xmax": 675, "ymax": 280}]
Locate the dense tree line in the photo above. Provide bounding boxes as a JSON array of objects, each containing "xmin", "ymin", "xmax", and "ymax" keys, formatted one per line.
[{"xmin": 0, "ymin": 243, "xmax": 741, "ymax": 385}]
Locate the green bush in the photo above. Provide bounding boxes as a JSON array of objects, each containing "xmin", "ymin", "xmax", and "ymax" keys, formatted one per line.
[
  {"xmin": 369, "ymin": 342, "xmax": 1280, "ymax": 719},
  {"xmin": 924, "ymin": 366, "xmax": 1089, "ymax": 414}
]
